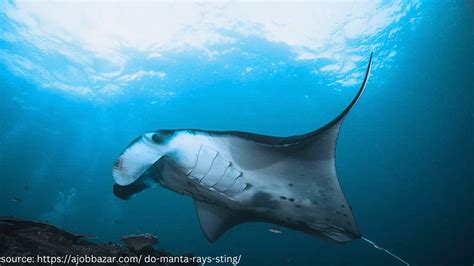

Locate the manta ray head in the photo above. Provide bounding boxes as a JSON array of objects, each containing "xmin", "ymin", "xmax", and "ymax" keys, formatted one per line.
[{"xmin": 112, "ymin": 131, "xmax": 174, "ymax": 187}]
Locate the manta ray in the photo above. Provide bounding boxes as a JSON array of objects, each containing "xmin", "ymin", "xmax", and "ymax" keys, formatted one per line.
[{"xmin": 112, "ymin": 54, "xmax": 409, "ymax": 265}]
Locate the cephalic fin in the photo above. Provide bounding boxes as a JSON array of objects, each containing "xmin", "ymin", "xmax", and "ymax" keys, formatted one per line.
[{"xmin": 112, "ymin": 135, "xmax": 163, "ymax": 186}]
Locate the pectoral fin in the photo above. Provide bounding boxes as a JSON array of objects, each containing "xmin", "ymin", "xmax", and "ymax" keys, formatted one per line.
[{"xmin": 194, "ymin": 200, "xmax": 248, "ymax": 242}]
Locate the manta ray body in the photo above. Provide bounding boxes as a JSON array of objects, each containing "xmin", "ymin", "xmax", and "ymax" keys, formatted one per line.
[
  {"xmin": 111, "ymin": 54, "xmax": 409, "ymax": 264},
  {"xmin": 113, "ymin": 55, "xmax": 372, "ymax": 243}
]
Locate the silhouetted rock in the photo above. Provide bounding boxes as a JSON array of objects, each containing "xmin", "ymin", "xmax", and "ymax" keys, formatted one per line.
[
  {"xmin": 121, "ymin": 233, "xmax": 159, "ymax": 251},
  {"xmin": 0, "ymin": 216, "xmax": 197, "ymax": 265}
]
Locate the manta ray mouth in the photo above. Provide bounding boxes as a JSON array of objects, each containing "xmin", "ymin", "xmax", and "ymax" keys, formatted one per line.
[{"xmin": 112, "ymin": 134, "xmax": 164, "ymax": 186}]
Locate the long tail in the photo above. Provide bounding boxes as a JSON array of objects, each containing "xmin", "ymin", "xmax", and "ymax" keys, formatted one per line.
[{"xmin": 361, "ymin": 236, "xmax": 410, "ymax": 266}]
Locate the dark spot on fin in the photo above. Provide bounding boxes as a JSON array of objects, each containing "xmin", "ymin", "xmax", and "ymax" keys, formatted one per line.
[{"xmin": 243, "ymin": 183, "xmax": 252, "ymax": 191}]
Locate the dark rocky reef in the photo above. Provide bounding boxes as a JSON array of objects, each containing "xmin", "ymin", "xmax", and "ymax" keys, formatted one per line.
[{"xmin": 0, "ymin": 216, "xmax": 197, "ymax": 265}]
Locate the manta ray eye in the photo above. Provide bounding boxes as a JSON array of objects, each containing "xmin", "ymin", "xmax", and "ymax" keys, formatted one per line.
[
  {"xmin": 152, "ymin": 134, "xmax": 164, "ymax": 143},
  {"xmin": 151, "ymin": 130, "xmax": 174, "ymax": 144}
]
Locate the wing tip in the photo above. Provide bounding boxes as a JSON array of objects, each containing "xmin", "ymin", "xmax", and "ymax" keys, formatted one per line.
[
  {"xmin": 348, "ymin": 52, "xmax": 373, "ymax": 112},
  {"xmin": 332, "ymin": 52, "xmax": 373, "ymax": 123}
]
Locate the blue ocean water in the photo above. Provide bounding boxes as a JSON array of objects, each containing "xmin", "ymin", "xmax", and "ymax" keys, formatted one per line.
[{"xmin": 1, "ymin": 1, "xmax": 473, "ymax": 265}]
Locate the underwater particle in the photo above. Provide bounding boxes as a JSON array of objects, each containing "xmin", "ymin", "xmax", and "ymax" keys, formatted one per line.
[
  {"xmin": 10, "ymin": 197, "xmax": 22, "ymax": 203},
  {"xmin": 268, "ymin": 227, "xmax": 282, "ymax": 234},
  {"xmin": 121, "ymin": 233, "xmax": 159, "ymax": 251},
  {"xmin": 288, "ymin": 198, "xmax": 295, "ymax": 202},
  {"xmin": 280, "ymin": 196, "xmax": 287, "ymax": 200},
  {"xmin": 288, "ymin": 183, "xmax": 294, "ymax": 187}
]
